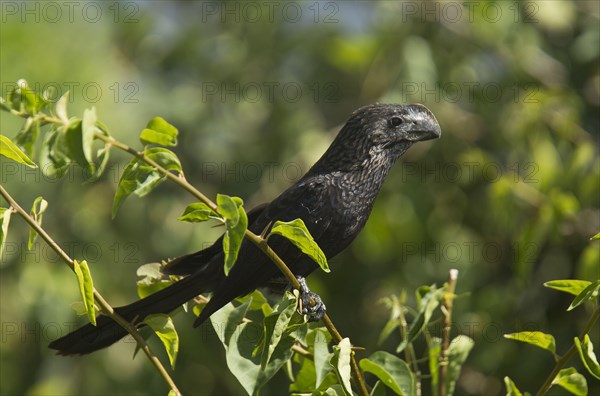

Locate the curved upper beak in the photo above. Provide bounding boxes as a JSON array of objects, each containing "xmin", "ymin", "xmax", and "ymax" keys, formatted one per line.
[{"xmin": 404, "ymin": 104, "xmax": 442, "ymax": 142}]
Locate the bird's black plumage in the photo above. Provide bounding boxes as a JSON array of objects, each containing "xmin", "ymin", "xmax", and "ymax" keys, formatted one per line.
[{"xmin": 49, "ymin": 103, "xmax": 441, "ymax": 355}]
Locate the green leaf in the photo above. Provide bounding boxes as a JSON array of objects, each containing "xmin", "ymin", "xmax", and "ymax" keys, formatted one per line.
[
  {"xmin": 574, "ymin": 335, "xmax": 600, "ymax": 379},
  {"xmin": 360, "ymin": 351, "xmax": 415, "ymax": 396},
  {"xmin": 14, "ymin": 117, "xmax": 40, "ymax": 158},
  {"xmin": 445, "ymin": 336, "xmax": 474, "ymax": 395},
  {"xmin": 428, "ymin": 337, "xmax": 442, "ymax": 396},
  {"xmin": 544, "ymin": 279, "xmax": 592, "ymax": 297},
  {"xmin": 217, "ymin": 194, "xmax": 240, "ymax": 224},
  {"xmin": 504, "ymin": 376, "xmax": 524, "ymax": 396},
  {"xmin": 143, "ymin": 313, "xmax": 179, "ymax": 369},
  {"xmin": 0, "ymin": 96, "xmax": 10, "ymax": 112},
  {"xmin": 268, "ymin": 218, "xmax": 329, "ymax": 273},
  {"xmin": 8, "ymin": 80, "xmax": 46, "ymax": 114},
  {"xmin": 211, "ymin": 298, "xmax": 295, "ymax": 395},
  {"xmin": 73, "ymin": 260, "xmax": 96, "ymax": 326},
  {"xmin": 397, "ymin": 285, "xmax": 444, "ymax": 353},
  {"xmin": 313, "ymin": 328, "xmax": 334, "ymax": 388},
  {"xmin": 39, "ymin": 127, "xmax": 70, "ymax": 178},
  {"xmin": 0, "ymin": 208, "xmax": 12, "ymax": 256},
  {"xmin": 590, "ymin": 232, "xmax": 600, "ymax": 240},
  {"xmin": 81, "ymin": 107, "xmax": 97, "ymax": 164},
  {"xmin": 217, "ymin": 194, "xmax": 248, "ymax": 275},
  {"xmin": 112, "ymin": 148, "xmax": 182, "ymax": 217},
  {"xmin": 178, "ymin": 201, "xmax": 218, "ymax": 222},
  {"xmin": 504, "ymin": 331, "xmax": 556, "ymax": 357},
  {"xmin": 551, "ymin": 367, "xmax": 587, "ymax": 396},
  {"xmin": 136, "ymin": 263, "xmax": 175, "ymax": 299},
  {"xmin": 260, "ymin": 292, "xmax": 298, "ymax": 367},
  {"xmin": 65, "ymin": 118, "xmax": 93, "ymax": 172},
  {"xmin": 331, "ymin": 337, "xmax": 353, "ymax": 396},
  {"xmin": 55, "ymin": 91, "xmax": 69, "ymax": 123},
  {"xmin": 568, "ymin": 280, "xmax": 600, "ymax": 311},
  {"xmin": 27, "ymin": 196, "xmax": 48, "ymax": 250},
  {"xmin": 140, "ymin": 117, "xmax": 179, "ymax": 147},
  {"xmin": 377, "ymin": 295, "xmax": 402, "ymax": 346},
  {"xmin": 0, "ymin": 134, "xmax": 37, "ymax": 168}
]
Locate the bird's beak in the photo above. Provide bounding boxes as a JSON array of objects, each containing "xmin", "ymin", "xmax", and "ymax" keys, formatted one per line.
[{"xmin": 404, "ymin": 104, "xmax": 441, "ymax": 142}]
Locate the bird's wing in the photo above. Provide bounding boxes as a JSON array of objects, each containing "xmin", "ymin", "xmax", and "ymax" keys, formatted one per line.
[{"xmin": 162, "ymin": 203, "xmax": 269, "ymax": 276}]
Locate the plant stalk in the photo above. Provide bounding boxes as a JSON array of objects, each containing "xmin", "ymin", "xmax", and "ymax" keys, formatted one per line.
[{"xmin": 439, "ymin": 269, "xmax": 459, "ymax": 396}]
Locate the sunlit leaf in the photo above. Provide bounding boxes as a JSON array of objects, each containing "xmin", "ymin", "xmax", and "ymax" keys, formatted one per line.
[
  {"xmin": 0, "ymin": 134, "xmax": 37, "ymax": 168},
  {"xmin": 217, "ymin": 194, "xmax": 247, "ymax": 275},
  {"xmin": 211, "ymin": 297, "xmax": 295, "ymax": 395},
  {"xmin": 377, "ymin": 295, "xmax": 402, "ymax": 346},
  {"xmin": 14, "ymin": 117, "xmax": 40, "ymax": 158},
  {"xmin": 81, "ymin": 107, "xmax": 97, "ymax": 163},
  {"xmin": 313, "ymin": 328, "xmax": 334, "ymax": 388},
  {"xmin": 65, "ymin": 118, "xmax": 93, "ymax": 173},
  {"xmin": 397, "ymin": 285, "xmax": 444, "ymax": 353},
  {"xmin": 544, "ymin": 279, "xmax": 592, "ymax": 296},
  {"xmin": 568, "ymin": 280, "xmax": 600, "ymax": 311},
  {"xmin": 27, "ymin": 196, "xmax": 48, "ymax": 249},
  {"xmin": 8, "ymin": 80, "xmax": 46, "ymax": 114},
  {"xmin": 331, "ymin": 337, "xmax": 353, "ymax": 396},
  {"xmin": 574, "ymin": 335, "xmax": 600, "ymax": 379},
  {"xmin": 261, "ymin": 292, "xmax": 297, "ymax": 367},
  {"xmin": 73, "ymin": 259, "xmax": 96, "ymax": 326},
  {"xmin": 359, "ymin": 351, "xmax": 415, "ymax": 396},
  {"xmin": 143, "ymin": 313, "xmax": 179, "ymax": 369},
  {"xmin": 268, "ymin": 218, "xmax": 329, "ymax": 273},
  {"xmin": 504, "ymin": 376, "xmax": 524, "ymax": 396},
  {"xmin": 0, "ymin": 208, "xmax": 12, "ymax": 256},
  {"xmin": 39, "ymin": 127, "xmax": 70, "ymax": 178},
  {"xmin": 178, "ymin": 201, "xmax": 218, "ymax": 222},
  {"xmin": 446, "ymin": 336, "xmax": 474, "ymax": 395},
  {"xmin": 429, "ymin": 337, "xmax": 441, "ymax": 396},
  {"xmin": 55, "ymin": 91, "xmax": 69, "ymax": 123},
  {"xmin": 590, "ymin": 232, "xmax": 600, "ymax": 241},
  {"xmin": 140, "ymin": 117, "xmax": 179, "ymax": 147},
  {"xmin": 112, "ymin": 148, "xmax": 182, "ymax": 218},
  {"xmin": 504, "ymin": 331, "xmax": 556, "ymax": 357},
  {"xmin": 551, "ymin": 367, "xmax": 587, "ymax": 396}
]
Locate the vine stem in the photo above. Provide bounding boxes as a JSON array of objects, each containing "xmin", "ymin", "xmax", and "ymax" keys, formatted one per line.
[
  {"xmin": 0, "ymin": 184, "xmax": 182, "ymax": 396},
  {"xmin": 439, "ymin": 269, "xmax": 459, "ymax": 396},
  {"xmin": 536, "ymin": 305, "xmax": 600, "ymax": 396},
  {"xmin": 92, "ymin": 132, "xmax": 370, "ymax": 396}
]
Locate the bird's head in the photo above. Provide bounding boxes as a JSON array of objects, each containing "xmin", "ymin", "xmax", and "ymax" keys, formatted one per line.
[
  {"xmin": 353, "ymin": 103, "xmax": 441, "ymax": 150},
  {"xmin": 311, "ymin": 104, "xmax": 441, "ymax": 174}
]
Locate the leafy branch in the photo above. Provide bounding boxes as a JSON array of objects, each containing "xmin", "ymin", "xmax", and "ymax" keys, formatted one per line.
[
  {"xmin": 0, "ymin": 185, "xmax": 182, "ymax": 396},
  {"xmin": 504, "ymin": 278, "xmax": 600, "ymax": 396},
  {"xmin": 1, "ymin": 81, "xmax": 369, "ymax": 396}
]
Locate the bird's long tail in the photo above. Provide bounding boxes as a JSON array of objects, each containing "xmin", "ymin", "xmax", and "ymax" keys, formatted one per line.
[{"xmin": 49, "ymin": 263, "xmax": 216, "ymax": 356}]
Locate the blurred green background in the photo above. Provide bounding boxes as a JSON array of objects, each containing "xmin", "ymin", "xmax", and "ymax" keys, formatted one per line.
[{"xmin": 1, "ymin": 1, "xmax": 598, "ymax": 395}]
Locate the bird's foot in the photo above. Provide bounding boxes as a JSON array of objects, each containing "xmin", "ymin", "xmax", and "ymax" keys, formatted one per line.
[{"xmin": 296, "ymin": 276, "xmax": 326, "ymax": 322}]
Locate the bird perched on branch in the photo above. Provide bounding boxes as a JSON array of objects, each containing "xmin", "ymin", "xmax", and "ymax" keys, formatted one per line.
[{"xmin": 49, "ymin": 103, "xmax": 441, "ymax": 355}]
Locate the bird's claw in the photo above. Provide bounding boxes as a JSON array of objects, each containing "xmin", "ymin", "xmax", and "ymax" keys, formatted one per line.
[{"xmin": 297, "ymin": 276, "xmax": 326, "ymax": 322}]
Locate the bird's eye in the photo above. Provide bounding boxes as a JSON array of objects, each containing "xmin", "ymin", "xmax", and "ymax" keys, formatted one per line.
[{"xmin": 389, "ymin": 117, "xmax": 403, "ymax": 127}]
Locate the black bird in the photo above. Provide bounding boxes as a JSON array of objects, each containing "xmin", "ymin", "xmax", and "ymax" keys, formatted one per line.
[{"xmin": 49, "ymin": 103, "xmax": 441, "ymax": 355}]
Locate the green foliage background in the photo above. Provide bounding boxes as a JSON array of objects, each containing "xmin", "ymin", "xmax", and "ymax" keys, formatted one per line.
[{"xmin": 1, "ymin": 1, "xmax": 598, "ymax": 395}]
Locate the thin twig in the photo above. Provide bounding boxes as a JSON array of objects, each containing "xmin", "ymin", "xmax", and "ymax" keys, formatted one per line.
[
  {"xmin": 439, "ymin": 269, "xmax": 459, "ymax": 396},
  {"xmin": 0, "ymin": 185, "xmax": 183, "ymax": 396},
  {"xmin": 398, "ymin": 302, "xmax": 421, "ymax": 396},
  {"xmin": 536, "ymin": 305, "xmax": 600, "ymax": 396}
]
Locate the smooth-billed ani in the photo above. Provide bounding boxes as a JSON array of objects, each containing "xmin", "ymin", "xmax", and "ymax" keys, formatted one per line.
[{"xmin": 49, "ymin": 103, "xmax": 441, "ymax": 355}]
